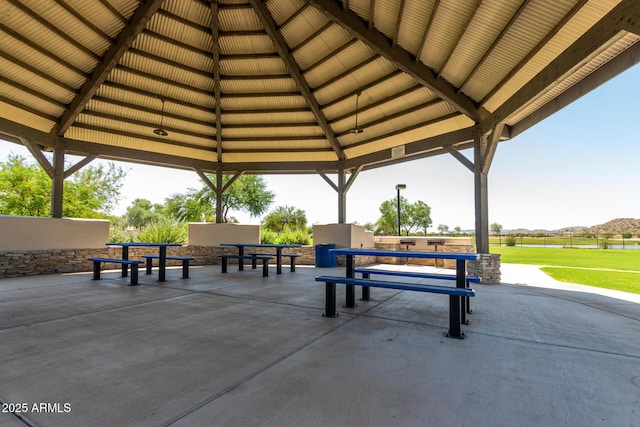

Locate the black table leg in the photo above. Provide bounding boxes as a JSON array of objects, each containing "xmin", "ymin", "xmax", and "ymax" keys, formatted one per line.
[
  {"xmin": 345, "ymin": 255, "xmax": 357, "ymax": 308},
  {"xmin": 92, "ymin": 260, "xmax": 101, "ymax": 280},
  {"xmin": 238, "ymin": 246, "xmax": 244, "ymax": 271},
  {"xmin": 456, "ymin": 259, "xmax": 468, "ymax": 325},
  {"xmin": 446, "ymin": 295, "xmax": 463, "ymax": 338},
  {"xmin": 158, "ymin": 246, "xmax": 167, "ymax": 282},
  {"xmin": 361, "ymin": 272, "xmax": 371, "ymax": 301},
  {"xmin": 324, "ymin": 282, "xmax": 337, "ymax": 317},
  {"xmin": 276, "ymin": 248, "xmax": 282, "ymax": 274},
  {"xmin": 121, "ymin": 246, "xmax": 129, "ymax": 277}
]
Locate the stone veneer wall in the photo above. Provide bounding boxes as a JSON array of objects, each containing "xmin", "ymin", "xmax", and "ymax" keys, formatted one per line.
[
  {"xmin": 1, "ymin": 244, "xmax": 501, "ymax": 284},
  {"xmin": 0, "ymin": 246, "xmax": 317, "ymax": 279},
  {"xmin": 467, "ymin": 253, "xmax": 501, "ymax": 285}
]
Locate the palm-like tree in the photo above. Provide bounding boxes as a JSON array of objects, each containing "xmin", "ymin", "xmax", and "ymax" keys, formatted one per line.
[{"xmin": 262, "ymin": 206, "xmax": 307, "ymax": 232}]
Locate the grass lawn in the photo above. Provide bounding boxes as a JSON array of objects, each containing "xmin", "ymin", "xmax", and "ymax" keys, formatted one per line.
[
  {"xmin": 492, "ymin": 246, "xmax": 640, "ymax": 294},
  {"xmin": 541, "ymin": 268, "xmax": 640, "ymax": 294}
]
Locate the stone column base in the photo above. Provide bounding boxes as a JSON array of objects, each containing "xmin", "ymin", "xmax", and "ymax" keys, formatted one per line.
[{"xmin": 467, "ymin": 253, "xmax": 501, "ymax": 285}]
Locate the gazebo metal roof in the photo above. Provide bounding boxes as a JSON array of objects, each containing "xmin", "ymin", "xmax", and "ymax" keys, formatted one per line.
[
  {"xmin": 0, "ymin": 0, "xmax": 639, "ymax": 249},
  {"xmin": 2, "ymin": 0, "xmax": 638, "ymax": 173}
]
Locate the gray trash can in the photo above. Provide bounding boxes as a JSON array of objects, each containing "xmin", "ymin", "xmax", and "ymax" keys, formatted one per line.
[{"xmin": 315, "ymin": 243, "xmax": 336, "ymax": 267}]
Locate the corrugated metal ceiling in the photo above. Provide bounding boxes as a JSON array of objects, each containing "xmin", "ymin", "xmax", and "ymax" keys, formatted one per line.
[{"xmin": 0, "ymin": 0, "xmax": 638, "ymax": 173}]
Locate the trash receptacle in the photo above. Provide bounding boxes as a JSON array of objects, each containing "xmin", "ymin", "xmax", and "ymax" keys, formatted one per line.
[{"xmin": 315, "ymin": 243, "xmax": 336, "ymax": 267}]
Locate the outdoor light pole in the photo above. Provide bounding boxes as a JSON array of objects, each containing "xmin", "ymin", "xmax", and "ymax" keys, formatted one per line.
[{"xmin": 395, "ymin": 184, "xmax": 406, "ymax": 236}]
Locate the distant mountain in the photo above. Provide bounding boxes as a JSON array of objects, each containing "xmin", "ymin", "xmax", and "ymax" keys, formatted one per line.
[
  {"xmin": 588, "ymin": 218, "xmax": 640, "ymax": 234},
  {"xmin": 500, "ymin": 218, "xmax": 640, "ymax": 235}
]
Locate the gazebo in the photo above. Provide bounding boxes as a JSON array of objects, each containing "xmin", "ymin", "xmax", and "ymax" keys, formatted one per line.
[{"xmin": 1, "ymin": 0, "xmax": 639, "ymax": 253}]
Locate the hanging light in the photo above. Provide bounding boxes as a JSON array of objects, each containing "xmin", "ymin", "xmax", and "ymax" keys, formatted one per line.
[
  {"xmin": 153, "ymin": 99, "xmax": 169, "ymax": 136},
  {"xmin": 349, "ymin": 89, "xmax": 364, "ymax": 134}
]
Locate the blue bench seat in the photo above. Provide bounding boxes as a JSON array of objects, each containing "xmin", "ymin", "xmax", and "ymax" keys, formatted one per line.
[
  {"xmin": 87, "ymin": 258, "xmax": 144, "ymax": 286},
  {"xmin": 141, "ymin": 255, "xmax": 195, "ymax": 279},
  {"xmin": 315, "ymin": 275, "xmax": 476, "ymax": 339},
  {"xmin": 354, "ymin": 267, "xmax": 480, "ymax": 320},
  {"xmin": 218, "ymin": 255, "xmax": 272, "ymax": 277},
  {"xmin": 248, "ymin": 252, "xmax": 300, "ymax": 272}
]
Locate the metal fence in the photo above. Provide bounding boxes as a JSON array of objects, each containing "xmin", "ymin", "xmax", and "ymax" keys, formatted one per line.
[{"xmin": 489, "ymin": 234, "xmax": 640, "ymax": 250}]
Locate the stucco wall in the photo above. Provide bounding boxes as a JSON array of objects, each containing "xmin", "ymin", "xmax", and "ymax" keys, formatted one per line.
[
  {"xmin": 312, "ymin": 224, "xmax": 375, "ymax": 248},
  {"xmin": 0, "ymin": 216, "xmax": 109, "ymax": 251},
  {"xmin": 187, "ymin": 223, "xmax": 260, "ymax": 246}
]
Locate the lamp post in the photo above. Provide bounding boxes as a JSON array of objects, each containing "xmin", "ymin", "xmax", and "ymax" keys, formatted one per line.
[{"xmin": 395, "ymin": 184, "xmax": 406, "ymax": 236}]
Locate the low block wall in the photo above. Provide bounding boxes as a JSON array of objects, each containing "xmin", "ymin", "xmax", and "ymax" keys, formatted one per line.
[
  {"xmin": 187, "ymin": 223, "xmax": 260, "ymax": 246},
  {"xmin": 0, "ymin": 232, "xmax": 500, "ymax": 284},
  {"xmin": 0, "ymin": 216, "xmax": 109, "ymax": 251},
  {"xmin": 0, "ymin": 245, "xmax": 317, "ymax": 279}
]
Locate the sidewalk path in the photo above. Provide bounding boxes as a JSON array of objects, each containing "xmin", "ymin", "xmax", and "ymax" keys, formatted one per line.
[{"xmin": 500, "ymin": 263, "xmax": 640, "ymax": 304}]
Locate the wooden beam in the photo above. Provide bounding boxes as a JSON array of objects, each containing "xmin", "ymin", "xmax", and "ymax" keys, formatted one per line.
[
  {"xmin": 457, "ymin": 0, "xmax": 533, "ymax": 92},
  {"xmin": 210, "ymin": 1, "xmax": 223, "ymax": 162},
  {"xmin": 510, "ymin": 41, "xmax": 640, "ymax": 138},
  {"xmin": 222, "ymin": 171, "xmax": 243, "ymax": 192},
  {"xmin": 56, "ymin": 0, "xmax": 165, "ymax": 135},
  {"xmin": 479, "ymin": 0, "xmax": 588, "ymax": 107},
  {"xmin": 316, "ymin": 170, "xmax": 338, "ymax": 192},
  {"xmin": 345, "ymin": 127, "xmax": 475, "ymax": 169},
  {"xmin": 249, "ymin": 0, "xmax": 346, "ymax": 160},
  {"xmin": 50, "ymin": 148, "xmax": 64, "ymax": 218},
  {"xmin": 345, "ymin": 165, "xmax": 362, "ymax": 192},
  {"xmin": 483, "ymin": 0, "xmax": 639, "ymax": 131},
  {"xmin": 310, "ymin": 0, "xmax": 486, "ymax": 122},
  {"xmin": 414, "ymin": 0, "xmax": 439, "ymax": 64},
  {"xmin": 64, "ymin": 155, "xmax": 98, "ymax": 179},
  {"xmin": 445, "ymin": 146, "xmax": 474, "ymax": 173},
  {"xmin": 195, "ymin": 169, "xmax": 217, "ymax": 193},
  {"xmin": 21, "ymin": 138, "xmax": 54, "ymax": 178}
]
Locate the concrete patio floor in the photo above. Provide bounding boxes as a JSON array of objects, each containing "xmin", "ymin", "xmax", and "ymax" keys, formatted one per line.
[{"xmin": 1, "ymin": 262, "xmax": 639, "ymax": 427}]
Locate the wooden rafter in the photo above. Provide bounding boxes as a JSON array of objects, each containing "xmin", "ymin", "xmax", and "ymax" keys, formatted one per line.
[
  {"xmin": 368, "ymin": 0, "xmax": 376, "ymax": 30},
  {"xmin": 55, "ymin": 0, "xmax": 165, "ymax": 135},
  {"xmin": 249, "ymin": 0, "xmax": 346, "ymax": 160},
  {"xmin": 479, "ymin": 0, "xmax": 588, "ymax": 107},
  {"xmin": 437, "ymin": 1, "xmax": 481, "ymax": 79},
  {"xmin": 457, "ymin": 0, "xmax": 533, "ymax": 93},
  {"xmin": 210, "ymin": 0, "xmax": 223, "ymax": 162},
  {"xmin": 414, "ymin": 0, "xmax": 439, "ymax": 64},
  {"xmin": 392, "ymin": 0, "xmax": 406, "ymax": 48},
  {"xmin": 484, "ymin": 0, "xmax": 639, "ymax": 131},
  {"xmin": 309, "ymin": 0, "xmax": 486, "ymax": 122}
]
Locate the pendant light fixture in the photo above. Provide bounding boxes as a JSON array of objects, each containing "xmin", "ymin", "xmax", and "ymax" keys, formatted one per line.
[
  {"xmin": 349, "ymin": 89, "xmax": 364, "ymax": 135},
  {"xmin": 153, "ymin": 99, "xmax": 169, "ymax": 136}
]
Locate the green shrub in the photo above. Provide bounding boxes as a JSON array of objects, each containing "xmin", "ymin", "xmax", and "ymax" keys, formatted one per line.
[
  {"xmin": 136, "ymin": 219, "xmax": 187, "ymax": 243},
  {"xmin": 260, "ymin": 230, "xmax": 277, "ymax": 244},
  {"xmin": 505, "ymin": 235, "xmax": 517, "ymax": 247},
  {"xmin": 109, "ymin": 225, "xmax": 132, "ymax": 243},
  {"xmin": 274, "ymin": 230, "xmax": 311, "ymax": 245}
]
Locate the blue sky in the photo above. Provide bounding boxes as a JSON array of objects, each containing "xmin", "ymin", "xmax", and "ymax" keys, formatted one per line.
[{"xmin": 1, "ymin": 64, "xmax": 638, "ymax": 231}]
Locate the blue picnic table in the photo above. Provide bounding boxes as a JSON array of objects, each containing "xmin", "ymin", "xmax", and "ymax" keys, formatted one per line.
[
  {"xmin": 106, "ymin": 242, "xmax": 182, "ymax": 282},
  {"xmin": 323, "ymin": 248, "xmax": 480, "ymax": 338},
  {"xmin": 220, "ymin": 243, "xmax": 301, "ymax": 274}
]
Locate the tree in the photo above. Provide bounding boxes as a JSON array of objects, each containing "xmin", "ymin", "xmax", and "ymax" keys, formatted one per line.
[
  {"xmin": 374, "ymin": 197, "xmax": 404, "ymax": 235},
  {"xmin": 125, "ymin": 198, "xmax": 165, "ymax": 228},
  {"xmin": 262, "ymin": 205, "xmax": 307, "ymax": 232},
  {"xmin": 0, "ymin": 154, "xmax": 50, "ymax": 216},
  {"xmin": 0, "ymin": 154, "xmax": 126, "ymax": 218},
  {"xmin": 437, "ymin": 224, "xmax": 449, "ymax": 234},
  {"xmin": 63, "ymin": 162, "xmax": 126, "ymax": 218},
  {"xmin": 165, "ymin": 174, "xmax": 274, "ymax": 223},
  {"xmin": 374, "ymin": 197, "xmax": 432, "ymax": 236},
  {"xmin": 411, "ymin": 200, "xmax": 432, "ymax": 235},
  {"xmin": 490, "ymin": 223, "xmax": 503, "ymax": 235}
]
